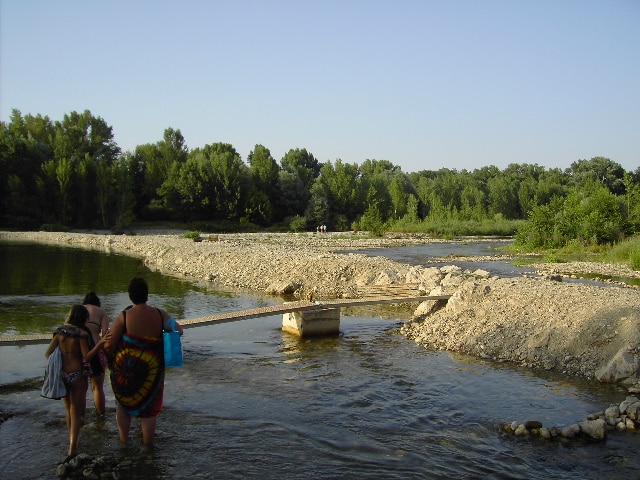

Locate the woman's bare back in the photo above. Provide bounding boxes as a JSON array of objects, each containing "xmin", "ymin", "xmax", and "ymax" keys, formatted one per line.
[{"xmin": 58, "ymin": 335, "xmax": 84, "ymax": 374}]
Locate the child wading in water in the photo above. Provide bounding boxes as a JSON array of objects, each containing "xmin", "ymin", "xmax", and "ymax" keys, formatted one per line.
[
  {"xmin": 82, "ymin": 292, "xmax": 110, "ymax": 417},
  {"xmin": 45, "ymin": 305, "xmax": 106, "ymax": 460}
]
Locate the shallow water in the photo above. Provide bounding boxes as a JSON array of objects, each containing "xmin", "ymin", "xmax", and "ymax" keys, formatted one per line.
[
  {"xmin": 1, "ymin": 241, "xmax": 639, "ymax": 479},
  {"xmin": 339, "ymin": 239, "xmax": 533, "ymax": 277}
]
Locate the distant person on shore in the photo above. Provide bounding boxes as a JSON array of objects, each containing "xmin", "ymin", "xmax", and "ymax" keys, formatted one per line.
[
  {"xmin": 104, "ymin": 277, "xmax": 183, "ymax": 446},
  {"xmin": 45, "ymin": 305, "xmax": 106, "ymax": 459},
  {"xmin": 82, "ymin": 292, "xmax": 110, "ymax": 417}
]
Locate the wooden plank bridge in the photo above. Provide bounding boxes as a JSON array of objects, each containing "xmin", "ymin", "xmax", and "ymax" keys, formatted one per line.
[{"xmin": 0, "ymin": 293, "xmax": 451, "ymax": 347}]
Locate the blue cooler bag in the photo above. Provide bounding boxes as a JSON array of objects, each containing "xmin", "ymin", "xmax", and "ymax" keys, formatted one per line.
[{"xmin": 163, "ymin": 317, "xmax": 183, "ymax": 367}]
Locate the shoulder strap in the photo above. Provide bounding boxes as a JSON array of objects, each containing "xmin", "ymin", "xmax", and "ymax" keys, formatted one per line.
[{"xmin": 122, "ymin": 309, "xmax": 127, "ymax": 333}]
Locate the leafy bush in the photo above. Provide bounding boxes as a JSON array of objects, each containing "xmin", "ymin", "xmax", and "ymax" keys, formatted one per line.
[
  {"xmin": 515, "ymin": 183, "xmax": 625, "ymax": 249},
  {"xmin": 288, "ymin": 215, "xmax": 307, "ymax": 233},
  {"xmin": 389, "ymin": 216, "xmax": 522, "ymax": 238},
  {"xmin": 356, "ymin": 204, "xmax": 385, "ymax": 237},
  {"xmin": 182, "ymin": 230, "xmax": 201, "ymax": 240},
  {"xmin": 630, "ymin": 243, "xmax": 640, "ymax": 270},
  {"xmin": 605, "ymin": 235, "xmax": 640, "ymax": 270}
]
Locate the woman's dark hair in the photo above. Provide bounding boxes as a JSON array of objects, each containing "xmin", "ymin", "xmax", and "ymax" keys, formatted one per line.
[
  {"xmin": 128, "ymin": 277, "xmax": 149, "ymax": 304},
  {"xmin": 83, "ymin": 291, "xmax": 101, "ymax": 307},
  {"xmin": 65, "ymin": 305, "xmax": 89, "ymax": 328}
]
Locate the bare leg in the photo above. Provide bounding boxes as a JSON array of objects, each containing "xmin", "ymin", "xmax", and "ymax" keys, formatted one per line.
[
  {"xmin": 115, "ymin": 402, "xmax": 132, "ymax": 443},
  {"xmin": 67, "ymin": 378, "xmax": 88, "ymax": 456},
  {"xmin": 63, "ymin": 396, "xmax": 71, "ymax": 437},
  {"xmin": 140, "ymin": 417, "xmax": 157, "ymax": 445},
  {"xmin": 90, "ymin": 374, "xmax": 105, "ymax": 416}
]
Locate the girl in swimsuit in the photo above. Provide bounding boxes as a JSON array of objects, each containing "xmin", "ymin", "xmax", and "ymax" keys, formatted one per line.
[
  {"xmin": 83, "ymin": 292, "xmax": 110, "ymax": 417},
  {"xmin": 45, "ymin": 305, "xmax": 106, "ymax": 458}
]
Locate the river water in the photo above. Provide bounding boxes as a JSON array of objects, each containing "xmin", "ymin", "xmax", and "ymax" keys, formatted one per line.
[{"xmin": 1, "ymin": 240, "xmax": 639, "ymax": 479}]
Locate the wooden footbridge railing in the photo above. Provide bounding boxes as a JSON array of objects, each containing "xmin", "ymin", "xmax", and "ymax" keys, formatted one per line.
[{"xmin": 0, "ymin": 294, "xmax": 451, "ymax": 346}]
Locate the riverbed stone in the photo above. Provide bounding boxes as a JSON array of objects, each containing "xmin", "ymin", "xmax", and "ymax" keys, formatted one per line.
[
  {"xmin": 265, "ymin": 280, "xmax": 301, "ymax": 295},
  {"xmin": 472, "ymin": 268, "xmax": 491, "ymax": 278},
  {"xmin": 579, "ymin": 419, "xmax": 606, "ymax": 440},
  {"xmin": 445, "ymin": 282, "xmax": 491, "ymax": 314},
  {"xmin": 560, "ymin": 424, "xmax": 580, "ymax": 438},
  {"xmin": 374, "ymin": 269, "xmax": 401, "ymax": 285},
  {"xmin": 595, "ymin": 348, "xmax": 638, "ymax": 384},
  {"xmin": 406, "ymin": 266, "xmax": 443, "ymax": 286},
  {"xmin": 514, "ymin": 424, "xmax": 528, "ymax": 436},
  {"xmin": 625, "ymin": 402, "xmax": 640, "ymax": 421},
  {"xmin": 524, "ymin": 420, "xmax": 542, "ymax": 430},
  {"xmin": 619, "ymin": 396, "xmax": 639, "ymax": 414}
]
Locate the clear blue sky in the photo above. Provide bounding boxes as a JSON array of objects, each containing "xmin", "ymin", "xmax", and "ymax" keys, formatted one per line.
[{"xmin": 1, "ymin": 0, "xmax": 638, "ymax": 173}]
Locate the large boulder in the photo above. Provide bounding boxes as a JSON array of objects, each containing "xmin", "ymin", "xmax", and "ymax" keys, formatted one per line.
[
  {"xmin": 413, "ymin": 286, "xmax": 449, "ymax": 319},
  {"xmin": 406, "ymin": 266, "xmax": 443, "ymax": 287},
  {"xmin": 445, "ymin": 282, "xmax": 491, "ymax": 314},
  {"xmin": 579, "ymin": 419, "xmax": 606, "ymax": 440},
  {"xmin": 266, "ymin": 280, "xmax": 301, "ymax": 295},
  {"xmin": 595, "ymin": 348, "xmax": 639, "ymax": 384}
]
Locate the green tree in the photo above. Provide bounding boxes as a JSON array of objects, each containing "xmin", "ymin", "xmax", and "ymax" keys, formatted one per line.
[
  {"xmin": 535, "ymin": 168, "xmax": 566, "ymax": 206},
  {"xmin": 158, "ymin": 158, "xmax": 202, "ymax": 220},
  {"xmin": 357, "ymin": 201, "xmax": 385, "ymax": 236},
  {"xmin": 247, "ymin": 144, "xmax": 280, "ymax": 224},
  {"xmin": 280, "ymin": 148, "xmax": 321, "ymax": 191},
  {"xmin": 278, "ymin": 170, "xmax": 308, "ymax": 219},
  {"xmin": 623, "ymin": 172, "xmax": 640, "ymax": 233},
  {"xmin": 305, "ymin": 180, "xmax": 330, "ymax": 228},
  {"xmin": 158, "ymin": 128, "xmax": 188, "ymax": 171},
  {"xmin": 388, "ymin": 175, "xmax": 409, "ymax": 219},
  {"xmin": 460, "ymin": 182, "xmax": 486, "ymax": 221},
  {"xmin": 404, "ymin": 194, "xmax": 420, "ymax": 223},
  {"xmin": 487, "ymin": 175, "xmax": 518, "ymax": 219},
  {"xmin": 195, "ymin": 143, "xmax": 249, "ymax": 220},
  {"xmin": 0, "ymin": 112, "xmax": 53, "ymax": 228},
  {"xmin": 46, "ymin": 110, "xmax": 120, "ymax": 226},
  {"xmin": 316, "ymin": 160, "xmax": 365, "ymax": 226},
  {"xmin": 54, "ymin": 157, "xmax": 75, "ymax": 224},
  {"xmin": 133, "ymin": 128, "xmax": 188, "ymax": 218},
  {"xmin": 361, "ymin": 175, "xmax": 392, "ymax": 222},
  {"xmin": 567, "ymin": 157, "xmax": 626, "ymax": 195}
]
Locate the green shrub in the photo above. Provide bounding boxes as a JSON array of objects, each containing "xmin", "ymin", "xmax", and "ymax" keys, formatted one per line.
[
  {"xmin": 288, "ymin": 215, "xmax": 307, "ymax": 233},
  {"xmin": 182, "ymin": 230, "xmax": 201, "ymax": 240},
  {"xmin": 357, "ymin": 204, "xmax": 385, "ymax": 237},
  {"xmin": 629, "ymin": 239, "xmax": 640, "ymax": 271}
]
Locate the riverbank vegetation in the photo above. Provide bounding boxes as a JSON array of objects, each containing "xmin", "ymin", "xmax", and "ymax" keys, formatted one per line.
[
  {"xmin": 511, "ymin": 234, "xmax": 640, "ymax": 269},
  {"xmin": 1, "ymin": 109, "xmax": 639, "ymax": 268}
]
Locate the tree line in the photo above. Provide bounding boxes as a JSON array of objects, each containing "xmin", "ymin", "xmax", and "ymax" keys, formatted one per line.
[{"xmin": 1, "ymin": 109, "xmax": 639, "ymax": 248}]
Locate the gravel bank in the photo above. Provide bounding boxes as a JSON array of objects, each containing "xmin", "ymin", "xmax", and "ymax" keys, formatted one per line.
[
  {"xmin": 0, "ymin": 230, "xmax": 440, "ymax": 298},
  {"xmin": 2, "ymin": 230, "xmax": 639, "ymax": 384}
]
